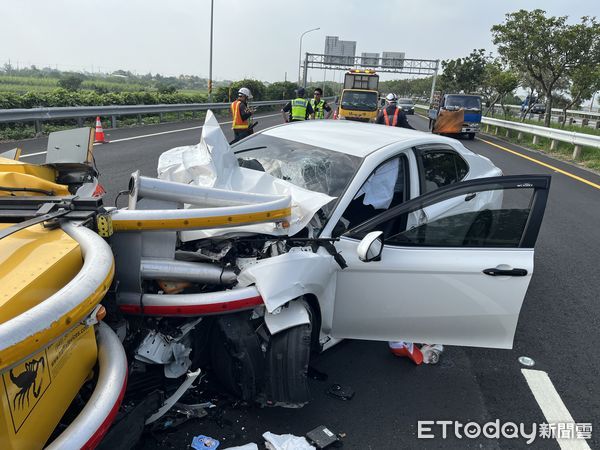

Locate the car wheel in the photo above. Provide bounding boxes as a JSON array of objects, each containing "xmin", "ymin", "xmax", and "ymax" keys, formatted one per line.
[
  {"xmin": 467, "ymin": 133, "xmax": 476, "ymax": 140},
  {"xmin": 209, "ymin": 312, "xmax": 264, "ymax": 401},
  {"xmin": 263, "ymin": 300, "xmax": 313, "ymax": 407}
]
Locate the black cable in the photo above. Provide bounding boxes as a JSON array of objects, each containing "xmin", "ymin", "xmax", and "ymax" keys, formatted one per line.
[{"xmin": 114, "ymin": 189, "xmax": 130, "ymax": 208}]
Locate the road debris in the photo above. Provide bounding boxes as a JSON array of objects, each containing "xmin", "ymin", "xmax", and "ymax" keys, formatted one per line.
[
  {"xmin": 145, "ymin": 369, "xmax": 202, "ymax": 424},
  {"xmin": 305, "ymin": 425, "xmax": 342, "ymax": 449},
  {"xmin": 263, "ymin": 431, "xmax": 315, "ymax": 450},
  {"xmin": 326, "ymin": 383, "xmax": 354, "ymax": 401},
  {"xmin": 191, "ymin": 434, "xmax": 220, "ymax": 449}
]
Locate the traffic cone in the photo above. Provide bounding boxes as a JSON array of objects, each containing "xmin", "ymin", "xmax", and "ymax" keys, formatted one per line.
[
  {"xmin": 333, "ymin": 109, "xmax": 338, "ymax": 120},
  {"xmin": 94, "ymin": 117, "xmax": 108, "ymax": 143}
]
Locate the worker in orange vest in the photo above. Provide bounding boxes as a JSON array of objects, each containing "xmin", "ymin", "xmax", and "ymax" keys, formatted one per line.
[
  {"xmin": 376, "ymin": 93, "xmax": 414, "ymax": 129},
  {"xmin": 231, "ymin": 87, "xmax": 255, "ymax": 144}
]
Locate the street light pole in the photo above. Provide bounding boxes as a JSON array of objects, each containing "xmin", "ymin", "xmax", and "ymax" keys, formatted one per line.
[
  {"xmin": 298, "ymin": 27, "xmax": 319, "ymax": 86},
  {"xmin": 208, "ymin": 0, "xmax": 214, "ymax": 102}
]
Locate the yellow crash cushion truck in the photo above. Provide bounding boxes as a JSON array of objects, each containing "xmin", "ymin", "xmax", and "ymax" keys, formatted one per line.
[{"xmin": 336, "ymin": 69, "xmax": 379, "ymax": 122}]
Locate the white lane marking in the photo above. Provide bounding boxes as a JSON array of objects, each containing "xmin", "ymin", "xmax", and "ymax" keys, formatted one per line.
[
  {"xmin": 18, "ymin": 112, "xmax": 282, "ymax": 159},
  {"xmin": 521, "ymin": 369, "xmax": 591, "ymax": 450}
]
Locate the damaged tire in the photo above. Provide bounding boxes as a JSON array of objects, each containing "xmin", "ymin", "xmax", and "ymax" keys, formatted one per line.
[
  {"xmin": 263, "ymin": 303, "xmax": 313, "ymax": 407},
  {"xmin": 210, "ymin": 312, "xmax": 264, "ymax": 402}
]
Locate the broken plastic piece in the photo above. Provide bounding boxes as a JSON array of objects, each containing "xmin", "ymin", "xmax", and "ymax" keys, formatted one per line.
[
  {"xmin": 305, "ymin": 425, "xmax": 340, "ymax": 449},
  {"xmin": 223, "ymin": 444, "xmax": 258, "ymax": 450},
  {"xmin": 326, "ymin": 384, "xmax": 354, "ymax": 401},
  {"xmin": 174, "ymin": 402, "xmax": 208, "ymax": 419},
  {"xmin": 388, "ymin": 341, "xmax": 423, "ymax": 365},
  {"xmin": 145, "ymin": 368, "xmax": 201, "ymax": 424},
  {"xmin": 263, "ymin": 431, "xmax": 315, "ymax": 450},
  {"xmin": 191, "ymin": 435, "xmax": 220, "ymax": 449}
]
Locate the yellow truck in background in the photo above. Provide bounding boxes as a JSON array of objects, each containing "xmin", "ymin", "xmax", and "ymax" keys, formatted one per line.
[{"xmin": 336, "ymin": 70, "xmax": 379, "ymax": 122}]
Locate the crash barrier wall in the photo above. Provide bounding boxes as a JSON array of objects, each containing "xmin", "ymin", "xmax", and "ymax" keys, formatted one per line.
[
  {"xmin": 0, "ymin": 97, "xmax": 336, "ymax": 133},
  {"xmin": 415, "ymin": 104, "xmax": 600, "ymax": 159}
]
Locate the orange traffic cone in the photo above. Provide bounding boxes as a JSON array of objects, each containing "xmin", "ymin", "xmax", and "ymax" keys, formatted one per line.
[{"xmin": 94, "ymin": 117, "xmax": 108, "ymax": 143}]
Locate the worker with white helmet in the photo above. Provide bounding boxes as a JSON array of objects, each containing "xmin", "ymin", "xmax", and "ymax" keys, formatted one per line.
[
  {"xmin": 376, "ymin": 93, "xmax": 414, "ymax": 129},
  {"xmin": 231, "ymin": 87, "xmax": 255, "ymax": 143}
]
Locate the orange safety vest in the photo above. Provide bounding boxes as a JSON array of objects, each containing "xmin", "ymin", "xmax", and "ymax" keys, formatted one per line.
[
  {"xmin": 231, "ymin": 100, "xmax": 249, "ymax": 130},
  {"xmin": 383, "ymin": 107, "xmax": 400, "ymax": 127}
]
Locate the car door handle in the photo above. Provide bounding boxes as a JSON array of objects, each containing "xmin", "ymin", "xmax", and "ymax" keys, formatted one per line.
[{"xmin": 483, "ymin": 268, "xmax": 528, "ymax": 277}]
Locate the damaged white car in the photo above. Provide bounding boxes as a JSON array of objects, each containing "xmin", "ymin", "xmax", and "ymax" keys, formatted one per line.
[{"xmin": 108, "ymin": 112, "xmax": 550, "ymax": 408}]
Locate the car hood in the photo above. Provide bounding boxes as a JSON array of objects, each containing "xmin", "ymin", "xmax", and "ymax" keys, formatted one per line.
[{"xmin": 156, "ymin": 111, "xmax": 335, "ymax": 241}]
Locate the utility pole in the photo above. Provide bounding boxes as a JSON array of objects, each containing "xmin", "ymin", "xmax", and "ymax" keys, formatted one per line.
[{"xmin": 208, "ymin": 0, "xmax": 214, "ymax": 102}]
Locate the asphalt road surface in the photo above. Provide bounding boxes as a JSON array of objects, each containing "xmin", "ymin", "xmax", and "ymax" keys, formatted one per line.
[{"xmin": 2, "ymin": 112, "xmax": 599, "ymax": 449}]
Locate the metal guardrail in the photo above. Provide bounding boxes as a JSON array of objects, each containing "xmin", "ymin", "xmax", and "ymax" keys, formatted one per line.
[
  {"xmin": 0, "ymin": 97, "xmax": 334, "ymax": 133},
  {"xmin": 501, "ymin": 104, "xmax": 600, "ymax": 119},
  {"xmin": 415, "ymin": 104, "xmax": 600, "ymax": 159}
]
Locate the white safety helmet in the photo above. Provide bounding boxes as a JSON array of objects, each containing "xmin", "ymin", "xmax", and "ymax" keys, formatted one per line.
[
  {"xmin": 238, "ymin": 87, "xmax": 253, "ymax": 99},
  {"xmin": 386, "ymin": 93, "xmax": 397, "ymax": 102}
]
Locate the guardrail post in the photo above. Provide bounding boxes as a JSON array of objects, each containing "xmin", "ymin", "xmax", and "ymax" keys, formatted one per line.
[
  {"xmin": 159, "ymin": 113, "xmax": 164, "ymax": 123},
  {"xmin": 192, "ymin": 111, "xmax": 196, "ymax": 119},
  {"xmin": 572, "ymin": 145, "xmax": 582, "ymax": 160},
  {"xmin": 177, "ymin": 112, "xmax": 182, "ymax": 120},
  {"xmin": 550, "ymin": 140, "xmax": 557, "ymax": 150},
  {"xmin": 582, "ymin": 118, "xmax": 589, "ymax": 126},
  {"xmin": 532, "ymin": 135, "xmax": 539, "ymax": 145},
  {"xmin": 485, "ymin": 124, "xmax": 490, "ymax": 133},
  {"xmin": 505, "ymin": 129, "xmax": 510, "ymax": 137},
  {"xmin": 111, "ymin": 115, "xmax": 117, "ymax": 129},
  {"xmin": 558, "ymin": 116, "xmax": 564, "ymax": 124},
  {"xmin": 34, "ymin": 120, "xmax": 43, "ymax": 135},
  {"xmin": 494, "ymin": 127, "xmax": 498, "ymax": 135},
  {"xmin": 137, "ymin": 114, "xmax": 142, "ymax": 125},
  {"xmin": 77, "ymin": 117, "xmax": 83, "ymax": 127},
  {"xmin": 567, "ymin": 117, "xmax": 573, "ymax": 126},
  {"xmin": 595, "ymin": 121, "xmax": 600, "ymax": 130},
  {"xmin": 517, "ymin": 132, "xmax": 523, "ymax": 141}
]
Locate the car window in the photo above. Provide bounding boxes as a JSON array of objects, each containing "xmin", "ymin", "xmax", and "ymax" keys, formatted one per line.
[
  {"xmin": 417, "ymin": 150, "xmax": 469, "ymax": 194},
  {"xmin": 348, "ymin": 181, "xmax": 542, "ymax": 249},
  {"xmin": 334, "ymin": 155, "xmax": 409, "ymax": 235}
]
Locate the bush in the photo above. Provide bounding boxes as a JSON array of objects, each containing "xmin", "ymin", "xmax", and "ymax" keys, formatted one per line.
[{"xmin": 0, "ymin": 89, "xmax": 207, "ymax": 109}]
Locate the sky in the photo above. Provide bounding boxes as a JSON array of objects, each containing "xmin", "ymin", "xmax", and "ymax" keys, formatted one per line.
[{"xmin": 1, "ymin": 0, "xmax": 598, "ymax": 84}]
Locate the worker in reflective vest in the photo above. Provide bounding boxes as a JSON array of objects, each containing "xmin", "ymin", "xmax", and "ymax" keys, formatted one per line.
[
  {"xmin": 309, "ymin": 88, "xmax": 332, "ymax": 119},
  {"xmin": 231, "ymin": 87, "xmax": 255, "ymax": 144},
  {"xmin": 282, "ymin": 87, "xmax": 314, "ymax": 122},
  {"xmin": 376, "ymin": 93, "xmax": 414, "ymax": 129}
]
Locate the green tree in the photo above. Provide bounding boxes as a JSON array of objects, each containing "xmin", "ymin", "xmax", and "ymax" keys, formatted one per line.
[
  {"xmin": 492, "ymin": 9, "xmax": 600, "ymax": 126},
  {"xmin": 559, "ymin": 66, "xmax": 600, "ymax": 126},
  {"xmin": 156, "ymin": 82, "xmax": 178, "ymax": 94},
  {"xmin": 438, "ymin": 49, "xmax": 489, "ymax": 93},
  {"xmin": 57, "ymin": 74, "xmax": 84, "ymax": 91},
  {"xmin": 482, "ymin": 61, "xmax": 520, "ymax": 116},
  {"xmin": 265, "ymin": 81, "xmax": 297, "ymax": 100}
]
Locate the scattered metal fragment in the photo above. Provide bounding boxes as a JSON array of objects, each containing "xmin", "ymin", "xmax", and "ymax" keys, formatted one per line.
[{"xmin": 145, "ymin": 369, "xmax": 201, "ymax": 424}]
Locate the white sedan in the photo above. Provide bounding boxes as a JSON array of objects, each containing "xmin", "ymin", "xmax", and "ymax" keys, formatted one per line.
[{"xmin": 117, "ymin": 117, "xmax": 550, "ymax": 407}]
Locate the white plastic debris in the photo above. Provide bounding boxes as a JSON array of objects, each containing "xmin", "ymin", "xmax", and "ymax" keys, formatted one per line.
[
  {"xmin": 223, "ymin": 444, "xmax": 259, "ymax": 450},
  {"xmin": 262, "ymin": 431, "xmax": 315, "ymax": 450}
]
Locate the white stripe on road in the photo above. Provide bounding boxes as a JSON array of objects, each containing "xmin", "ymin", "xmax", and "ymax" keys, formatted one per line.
[
  {"xmin": 521, "ymin": 369, "xmax": 591, "ymax": 450},
  {"xmin": 19, "ymin": 112, "xmax": 282, "ymax": 159}
]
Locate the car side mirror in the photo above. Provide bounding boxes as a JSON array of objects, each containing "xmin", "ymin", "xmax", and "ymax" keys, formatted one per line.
[{"xmin": 357, "ymin": 231, "xmax": 384, "ymax": 262}]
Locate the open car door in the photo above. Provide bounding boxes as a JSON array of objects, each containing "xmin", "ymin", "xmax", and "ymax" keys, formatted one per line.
[{"xmin": 332, "ymin": 175, "xmax": 550, "ymax": 349}]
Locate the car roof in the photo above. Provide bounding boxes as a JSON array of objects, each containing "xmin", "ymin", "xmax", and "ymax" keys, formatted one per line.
[{"xmin": 260, "ymin": 120, "xmax": 430, "ymax": 157}]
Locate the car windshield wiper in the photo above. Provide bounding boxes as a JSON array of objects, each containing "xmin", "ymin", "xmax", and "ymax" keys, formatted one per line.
[{"xmin": 235, "ymin": 146, "xmax": 267, "ymax": 154}]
